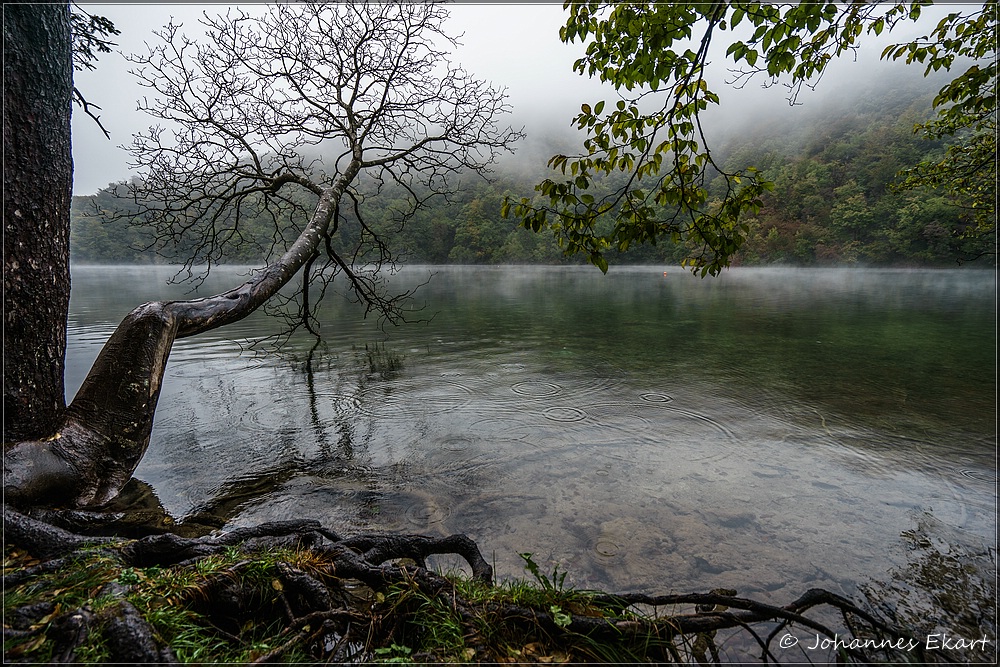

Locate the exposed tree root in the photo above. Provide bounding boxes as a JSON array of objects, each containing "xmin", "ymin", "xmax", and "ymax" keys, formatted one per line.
[{"xmin": 3, "ymin": 505, "xmax": 958, "ymax": 664}]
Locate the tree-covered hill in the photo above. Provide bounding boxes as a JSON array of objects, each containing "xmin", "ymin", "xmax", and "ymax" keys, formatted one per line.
[
  {"xmin": 708, "ymin": 73, "xmax": 991, "ymax": 266},
  {"xmin": 71, "ymin": 72, "xmax": 993, "ymax": 268}
]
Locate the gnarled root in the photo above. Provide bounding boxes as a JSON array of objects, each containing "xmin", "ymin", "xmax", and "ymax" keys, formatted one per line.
[{"xmin": 3, "ymin": 506, "xmax": 955, "ymax": 664}]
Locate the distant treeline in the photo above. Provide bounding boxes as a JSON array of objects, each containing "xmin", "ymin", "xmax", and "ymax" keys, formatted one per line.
[{"xmin": 71, "ymin": 76, "xmax": 992, "ymax": 268}]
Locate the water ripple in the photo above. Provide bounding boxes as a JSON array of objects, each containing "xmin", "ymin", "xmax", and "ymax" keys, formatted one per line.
[
  {"xmin": 326, "ymin": 379, "xmax": 474, "ymax": 420},
  {"xmin": 959, "ymin": 468, "xmax": 998, "ymax": 484},
  {"xmin": 511, "ymin": 380, "xmax": 563, "ymax": 398},
  {"xmin": 543, "ymin": 406, "xmax": 588, "ymax": 422},
  {"xmin": 406, "ymin": 501, "xmax": 450, "ymax": 527},
  {"xmin": 595, "ymin": 539, "xmax": 621, "ymax": 558},
  {"xmin": 660, "ymin": 406, "xmax": 736, "ymax": 440}
]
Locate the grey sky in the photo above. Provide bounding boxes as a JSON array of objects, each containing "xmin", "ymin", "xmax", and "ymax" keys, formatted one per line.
[
  {"xmin": 69, "ymin": 2, "xmax": 954, "ymax": 195},
  {"xmin": 70, "ymin": 3, "xmax": 603, "ymax": 194}
]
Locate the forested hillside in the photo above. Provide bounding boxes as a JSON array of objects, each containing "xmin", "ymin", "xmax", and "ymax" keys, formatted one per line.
[
  {"xmin": 71, "ymin": 72, "xmax": 993, "ymax": 267},
  {"xmin": 708, "ymin": 73, "xmax": 992, "ymax": 266}
]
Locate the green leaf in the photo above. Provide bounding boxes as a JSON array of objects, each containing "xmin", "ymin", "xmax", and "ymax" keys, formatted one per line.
[{"xmin": 550, "ymin": 605, "xmax": 572, "ymax": 629}]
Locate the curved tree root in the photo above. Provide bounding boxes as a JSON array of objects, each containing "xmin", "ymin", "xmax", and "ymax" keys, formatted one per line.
[{"xmin": 3, "ymin": 506, "xmax": 957, "ymax": 664}]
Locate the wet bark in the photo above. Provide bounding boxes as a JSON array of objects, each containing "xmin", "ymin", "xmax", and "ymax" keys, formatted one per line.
[
  {"xmin": 1, "ymin": 3, "xmax": 360, "ymax": 508},
  {"xmin": 4, "ymin": 176, "xmax": 352, "ymax": 508},
  {"xmin": 5, "ymin": 0, "xmax": 515, "ymax": 514},
  {"xmin": 3, "ymin": 4, "xmax": 74, "ymax": 442}
]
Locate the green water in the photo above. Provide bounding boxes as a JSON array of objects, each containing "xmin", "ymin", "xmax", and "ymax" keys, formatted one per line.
[{"xmin": 66, "ymin": 265, "xmax": 996, "ymax": 647}]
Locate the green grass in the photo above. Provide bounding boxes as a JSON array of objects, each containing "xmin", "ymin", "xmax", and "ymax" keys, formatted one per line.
[
  {"xmin": 3, "ymin": 543, "xmax": 747, "ymax": 664},
  {"xmin": 368, "ymin": 553, "xmax": 691, "ymax": 663},
  {"xmin": 2, "ymin": 544, "xmax": 330, "ymax": 664},
  {"xmin": 3, "ymin": 545, "xmax": 121, "ymax": 662}
]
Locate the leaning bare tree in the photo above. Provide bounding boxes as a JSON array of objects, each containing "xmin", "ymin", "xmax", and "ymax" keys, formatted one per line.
[
  {"xmin": 4, "ymin": 6, "xmax": 978, "ymax": 663},
  {"xmin": 4, "ymin": 1, "xmax": 522, "ymax": 509}
]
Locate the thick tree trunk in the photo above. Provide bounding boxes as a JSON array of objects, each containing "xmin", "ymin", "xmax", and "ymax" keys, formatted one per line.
[
  {"xmin": 2, "ymin": 7, "xmax": 355, "ymax": 507},
  {"xmin": 3, "ymin": 4, "xmax": 74, "ymax": 442},
  {"xmin": 6, "ymin": 1, "xmax": 515, "ymax": 513},
  {"xmin": 4, "ymin": 180, "xmax": 350, "ymax": 508}
]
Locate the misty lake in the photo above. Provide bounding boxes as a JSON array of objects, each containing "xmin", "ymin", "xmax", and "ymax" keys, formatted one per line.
[{"xmin": 66, "ymin": 265, "xmax": 995, "ymax": 635}]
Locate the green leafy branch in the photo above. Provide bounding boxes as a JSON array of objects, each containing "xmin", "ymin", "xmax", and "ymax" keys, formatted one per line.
[
  {"xmin": 504, "ymin": 1, "xmax": 994, "ymax": 273},
  {"xmin": 503, "ymin": 2, "xmax": 773, "ymax": 276}
]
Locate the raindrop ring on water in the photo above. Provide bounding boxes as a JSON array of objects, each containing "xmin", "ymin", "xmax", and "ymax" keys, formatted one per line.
[
  {"xmin": 543, "ymin": 406, "xmax": 588, "ymax": 422},
  {"xmin": 595, "ymin": 539, "xmax": 620, "ymax": 557},
  {"xmin": 441, "ymin": 436, "xmax": 474, "ymax": 452},
  {"xmin": 511, "ymin": 380, "xmax": 563, "ymax": 398},
  {"xmin": 960, "ymin": 468, "xmax": 998, "ymax": 483},
  {"xmin": 406, "ymin": 502, "xmax": 450, "ymax": 526},
  {"xmin": 347, "ymin": 379, "xmax": 473, "ymax": 419},
  {"xmin": 640, "ymin": 393, "xmax": 673, "ymax": 403}
]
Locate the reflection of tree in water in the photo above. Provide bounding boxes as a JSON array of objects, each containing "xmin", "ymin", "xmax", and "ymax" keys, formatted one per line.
[
  {"xmin": 863, "ymin": 511, "xmax": 996, "ymax": 663},
  {"xmin": 30, "ymin": 343, "xmax": 404, "ymax": 538},
  {"xmin": 179, "ymin": 343, "xmax": 405, "ymax": 530}
]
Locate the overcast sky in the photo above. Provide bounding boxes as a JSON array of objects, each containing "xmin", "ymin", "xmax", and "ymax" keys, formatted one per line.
[{"xmin": 69, "ymin": 2, "xmax": 954, "ymax": 195}]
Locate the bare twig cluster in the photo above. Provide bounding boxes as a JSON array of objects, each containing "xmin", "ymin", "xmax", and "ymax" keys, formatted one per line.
[{"xmin": 113, "ymin": 1, "xmax": 522, "ymax": 332}]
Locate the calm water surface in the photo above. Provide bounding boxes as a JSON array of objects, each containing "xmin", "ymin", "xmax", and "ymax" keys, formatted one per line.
[{"xmin": 66, "ymin": 265, "xmax": 996, "ymax": 636}]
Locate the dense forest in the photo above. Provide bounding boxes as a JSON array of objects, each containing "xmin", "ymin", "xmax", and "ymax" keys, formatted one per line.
[{"xmin": 71, "ymin": 71, "xmax": 993, "ymax": 268}]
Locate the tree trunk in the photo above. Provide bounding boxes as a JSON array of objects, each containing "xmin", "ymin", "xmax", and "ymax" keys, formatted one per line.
[
  {"xmin": 3, "ymin": 4, "xmax": 74, "ymax": 442},
  {"xmin": 0, "ymin": 2, "xmax": 356, "ymax": 509},
  {"xmin": 4, "ymin": 182, "xmax": 349, "ymax": 508},
  {"xmin": 5, "ymin": 0, "xmax": 511, "ymax": 513}
]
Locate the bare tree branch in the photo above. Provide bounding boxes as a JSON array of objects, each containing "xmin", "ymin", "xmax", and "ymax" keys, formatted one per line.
[
  {"xmin": 6, "ymin": 1, "xmax": 522, "ymax": 510},
  {"xmin": 115, "ymin": 1, "xmax": 522, "ymax": 331}
]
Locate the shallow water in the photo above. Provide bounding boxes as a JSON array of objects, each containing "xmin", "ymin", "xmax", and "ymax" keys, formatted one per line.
[{"xmin": 66, "ymin": 265, "xmax": 996, "ymax": 630}]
